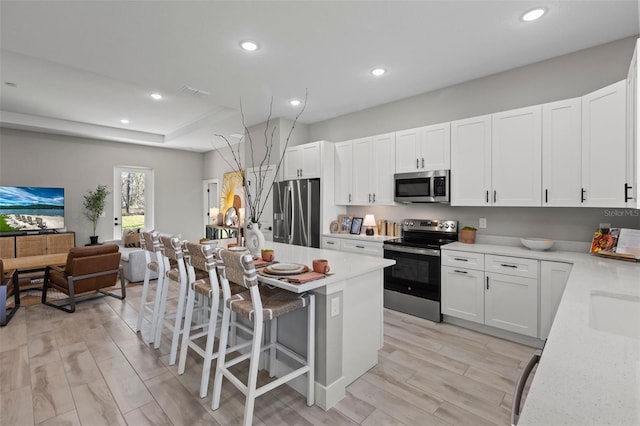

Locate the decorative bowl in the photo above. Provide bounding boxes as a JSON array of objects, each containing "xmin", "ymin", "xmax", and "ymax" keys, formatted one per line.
[{"xmin": 520, "ymin": 238, "xmax": 555, "ymax": 251}]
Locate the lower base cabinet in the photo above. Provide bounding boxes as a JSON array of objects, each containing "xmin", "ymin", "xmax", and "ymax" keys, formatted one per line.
[
  {"xmin": 321, "ymin": 236, "xmax": 383, "ymax": 257},
  {"xmin": 442, "ymin": 250, "xmax": 540, "ymax": 338},
  {"xmin": 540, "ymin": 261, "xmax": 572, "ymax": 339}
]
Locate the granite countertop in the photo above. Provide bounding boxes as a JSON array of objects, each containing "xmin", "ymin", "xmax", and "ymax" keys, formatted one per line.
[
  {"xmin": 442, "ymin": 241, "xmax": 640, "ymax": 425},
  {"xmin": 233, "ymin": 241, "xmax": 395, "ymax": 293}
]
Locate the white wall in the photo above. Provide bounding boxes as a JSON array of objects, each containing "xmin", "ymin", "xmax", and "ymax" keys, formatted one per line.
[
  {"xmin": 0, "ymin": 128, "xmax": 204, "ymax": 244},
  {"xmin": 307, "ymin": 36, "xmax": 640, "ymax": 243}
]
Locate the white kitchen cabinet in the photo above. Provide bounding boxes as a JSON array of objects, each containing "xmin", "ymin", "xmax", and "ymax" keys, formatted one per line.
[
  {"xmin": 581, "ymin": 80, "xmax": 627, "ymax": 207},
  {"xmin": 627, "ymin": 40, "xmax": 639, "ymax": 209},
  {"xmin": 441, "ymin": 265, "xmax": 485, "ymax": 324},
  {"xmin": 542, "ymin": 98, "xmax": 582, "ymax": 207},
  {"xmin": 334, "ymin": 141, "xmax": 353, "ymax": 205},
  {"xmin": 485, "ymin": 272, "xmax": 538, "ymax": 338},
  {"xmin": 283, "ymin": 141, "xmax": 321, "ymax": 180},
  {"xmin": 442, "ymin": 250, "xmax": 539, "ymax": 338},
  {"xmin": 540, "ymin": 261, "xmax": 572, "ymax": 339},
  {"xmin": 450, "ymin": 115, "xmax": 492, "ymax": 206},
  {"xmin": 395, "ymin": 123, "xmax": 450, "ymax": 173},
  {"xmin": 335, "ymin": 133, "xmax": 396, "ymax": 206},
  {"xmin": 321, "ymin": 236, "xmax": 341, "ymax": 251},
  {"xmin": 321, "ymin": 235, "xmax": 384, "ymax": 257},
  {"xmin": 492, "ymin": 105, "xmax": 542, "ymax": 207}
]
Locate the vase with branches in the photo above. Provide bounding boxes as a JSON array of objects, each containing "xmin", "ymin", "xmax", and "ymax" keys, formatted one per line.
[
  {"xmin": 83, "ymin": 184, "xmax": 110, "ymax": 244},
  {"xmin": 215, "ymin": 90, "xmax": 307, "ymax": 255}
]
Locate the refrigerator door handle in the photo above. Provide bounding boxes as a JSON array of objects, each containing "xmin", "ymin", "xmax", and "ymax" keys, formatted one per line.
[{"xmin": 287, "ymin": 182, "xmax": 295, "ymax": 244}]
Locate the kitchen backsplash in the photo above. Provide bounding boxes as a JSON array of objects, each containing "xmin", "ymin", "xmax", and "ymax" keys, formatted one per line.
[{"xmin": 346, "ymin": 204, "xmax": 640, "ymax": 243}]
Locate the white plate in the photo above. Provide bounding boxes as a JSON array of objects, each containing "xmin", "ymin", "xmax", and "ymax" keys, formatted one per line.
[
  {"xmin": 266, "ymin": 263, "xmax": 306, "ymax": 275},
  {"xmin": 228, "ymin": 246, "xmax": 249, "ymax": 252}
]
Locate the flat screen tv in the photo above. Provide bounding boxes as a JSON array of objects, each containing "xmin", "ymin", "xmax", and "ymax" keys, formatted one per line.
[{"xmin": 0, "ymin": 186, "xmax": 65, "ymax": 233}]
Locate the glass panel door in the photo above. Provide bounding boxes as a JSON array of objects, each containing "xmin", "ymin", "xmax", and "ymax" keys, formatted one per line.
[{"xmin": 113, "ymin": 167, "xmax": 154, "ymax": 239}]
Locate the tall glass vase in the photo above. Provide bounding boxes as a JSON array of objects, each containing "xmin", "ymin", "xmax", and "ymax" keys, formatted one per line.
[{"xmin": 245, "ymin": 221, "xmax": 265, "ymax": 257}]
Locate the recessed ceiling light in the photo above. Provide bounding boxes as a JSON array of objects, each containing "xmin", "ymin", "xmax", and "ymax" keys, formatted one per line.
[
  {"xmin": 240, "ymin": 40, "xmax": 259, "ymax": 51},
  {"xmin": 150, "ymin": 93, "xmax": 163, "ymax": 100},
  {"xmin": 370, "ymin": 68, "xmax": 386, "ymax": 77},
  {"xmin": 521, "ymin": 8, "xmax": 546, "ymax": 22},
  {"xmin": 120, "ymin": 119, "xmax": 130, "ymax": 124},
  {"xmin": 289, "ymin": 99, "xmax": 301, "ymax": 106}
]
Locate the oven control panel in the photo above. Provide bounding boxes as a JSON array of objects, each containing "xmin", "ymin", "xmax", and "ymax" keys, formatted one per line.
[{"xmin": 402, "ymin": 219, "xmax": 458, "ymax": 233}]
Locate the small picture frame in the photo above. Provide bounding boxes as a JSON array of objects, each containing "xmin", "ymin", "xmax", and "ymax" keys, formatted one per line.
[
  {"xmin": 338, "ymin": 215, "xmax": 353, "ymax": 234},
  {"xmin": 350, "ymin": 217, "xmax": 363, "ymax": 235}
]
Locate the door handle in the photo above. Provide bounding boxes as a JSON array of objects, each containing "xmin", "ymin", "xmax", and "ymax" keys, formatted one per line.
[
  {"xmin": 349, "ymin": 193, "xmax": 351, "ymax": 203},
  {"xmin": 545, "ymin": 189, "xmax": 548, "ymax": 204},
  {"xmin": 453, "ymin": 257, "xmax": 468, "ymax": 262},
  {"xmin": 416, "ymin": 158, "xmax": 419, "ymax": 169},
  {"xmin": 454, "ymin": 269, "xmax": 468, "ymax": 274},
  {"xmin": 625, "ymin": 183, "xmax": 633, "ymax": 202},
  {"xmin": 581, "ymin": 188, "xmax": 586, "ymax": 203},
  {"xmin": 500, "ymin": 263, "xmax": 518, "ymax": 268},
  {"xmin": 373, "ymin": 193, "xmax": 376, "ymax": 203},
  {"xmin": 493, "ymin": 190, "xmax": 497, "ymax": 203},
  {"xmin": 369, "ymin": 193, "xmax": 371, "ymax": 203},
  {"xmin": 486, "ymin": 190, "xmax": 489, "ymax": 203},
  {"xmin": 422, "ymin": 158, "xmax": 425, "ymax": 168},
  {"xmin": 486, "ymin": 276, "xmax": 489, "ymax": 290}
]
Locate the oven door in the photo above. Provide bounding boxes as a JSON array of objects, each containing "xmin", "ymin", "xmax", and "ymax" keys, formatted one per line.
[{"xmin": 383, "ymin": 245, "xmax": 441, "ymax": 300}]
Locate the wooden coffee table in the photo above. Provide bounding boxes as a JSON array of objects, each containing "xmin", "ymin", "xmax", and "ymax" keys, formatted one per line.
[{"xmin": 1, "ymin": 253, "xmax": 67, "ymax": 326}]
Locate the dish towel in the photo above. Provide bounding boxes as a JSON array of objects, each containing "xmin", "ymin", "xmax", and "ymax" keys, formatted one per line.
[
  {"xmin": 286, "ymin": 271, "xmax": 326, "ymax": 284},
  {"xmin": 253, "ymin": 259, "xmax": 278, "ymax": 269}
]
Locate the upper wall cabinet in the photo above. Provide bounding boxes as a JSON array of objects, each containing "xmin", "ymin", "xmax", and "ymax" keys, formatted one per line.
[
  {"xmin": 542, "ymin": 98, "xmax": 582, "ymax": 207},
  {"xmin": 492, "ymin": 106, "xmax": 542, "ymax": 206},
  {"xmin": 283, "ymin": 141, "xmax": 321, "ymax": 180},
  {"xmin": 581, "ymin": 80, "xmax": 627, "ymax": 208},
  {"xmin": 627, "ymin": 39, "xmax": 639, "ymax": 209},
  {"xmin": 452, "ymin": 106, "xmax": 542, "ymax": 207},
  {"xmin": 395, "ymin": 122, "xmax": 450, "ymax": 173},
  {"xmin": 451, "ymin": 115, "xmax": 492, "ymax": 206},
  {"xmin": 334, "ymin": 133, "xmax": 396, "ymax": 206}
]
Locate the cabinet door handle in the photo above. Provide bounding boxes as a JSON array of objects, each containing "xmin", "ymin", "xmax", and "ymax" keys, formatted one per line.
[
  {"xmin": 348, "ymin": 193, "xmax": 351, "ymax": 203},
  {"xmin": 453, "ymin": 257, "xmax": 468, "ymax": 261},
  {"xmin": 493, "ymin": 190, "xmax": 497, "ymax": 203},
  {"xmin": 416, "ymin": 158, "xmax": 419, "ymax": 169},
  {"xmin": 421, "ymin": 158, "xmax": 425, "ymax": 168},
  {"xmin": 581, "ymin": 188, "xmax": 586, "ymax": 203},
  {"xmin": 326, "ymin": 241, "xmax": 335, "ymax": 245},
  {"xmin": 356, "ymin": 245, "xmax": 365, "ymax": 249},
  {"xmin": 369, "ymin": 193, "xmax": 372, "ymax": 203},
  {"xmin": 486, "ymin": 276, "xmax": 489, "ymax": 290},
  {"xmin": 373, "ymin": 193, "xmax": 376, "ymax": 203},
  {"xmin": 454, "ymin": 269, "xmax": 468, "ymax": 274},
  {"xmin": 625, "ymin": 183, "xmax": 633, "ymax": 202},
  {"xmin": 545, "ymin": 189, "xmax": 548, "ymax": 204},
  {"xmin": 501, "ymin": 263, "xmax": 517, "ymax": 268},
  {"xmin": 486, "ymin": 190, "xmax": 489, "ymax": 203}
]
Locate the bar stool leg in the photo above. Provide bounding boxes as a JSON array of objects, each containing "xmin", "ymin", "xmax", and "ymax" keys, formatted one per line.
[
  {"xmin": 154, "ymin": 273, "xmax": 171, "ymax": 348},
  {"xmin": 169, "ymin": 277, "xmax": 189, "ymax": 365},
  {"xmin": 269, "ymin": 318, "xmax": 277, "ymax": 377},
  {"xmin": 243, "ymin": 315, "xmax": 264, "ymax": 426},
  {"xmin": 199, "ymin": 295, "xmax": 220, "ymax": 398},
  {"xmin": 177, "ymin": 284, "xmax": 196, "ymax": 375},
  {"xmin": 211, "ymin": 302, "xmax": 231, "ymax": 411},
  {"xmin": 136, "ymin": 266, "xmax": 152, "ymax": 332},
  {"xmin": 307, "ymin": 294, "xmax": 315, "ymax": 406}
]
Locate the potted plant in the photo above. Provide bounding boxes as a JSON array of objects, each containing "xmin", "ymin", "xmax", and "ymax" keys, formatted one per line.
[
  {"xmin": 83, "ymin": 184, "xmax": 110, "ymax": 245},
  {"xmin": 460, "ymin": 226, "xmax": 477, "ymax": 244}
]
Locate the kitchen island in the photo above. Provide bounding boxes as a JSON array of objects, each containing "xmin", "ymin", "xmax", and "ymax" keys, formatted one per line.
[{"xmin": 253, "ymin": 241, "xmax": 395, "ymax": 410}]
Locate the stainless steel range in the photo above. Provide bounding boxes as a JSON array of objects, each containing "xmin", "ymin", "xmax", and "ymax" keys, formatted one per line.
[{"xmin": 383, "ymin": 218, "xmax": 458, "ymax": 322}]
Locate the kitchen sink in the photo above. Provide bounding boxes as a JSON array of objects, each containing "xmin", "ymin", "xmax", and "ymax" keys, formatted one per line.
[{"xmin": 589, "ymin": 290, "xmax": 640, "ymax": 339}]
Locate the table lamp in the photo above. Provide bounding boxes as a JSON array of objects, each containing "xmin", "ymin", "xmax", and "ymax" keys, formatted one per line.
[{"xmin": 363, "ymin": 214, "xmax": 376, "ymax": 236}]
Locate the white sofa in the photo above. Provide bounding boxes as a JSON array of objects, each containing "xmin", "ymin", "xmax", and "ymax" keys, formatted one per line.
[{"xmin": 106, "ymin": 229, "xmax": 158, "ymax": 283}]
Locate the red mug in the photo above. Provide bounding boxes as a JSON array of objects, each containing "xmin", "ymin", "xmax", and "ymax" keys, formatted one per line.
[{"xmin": 312, "ymin": 259, "xmax": 330, "ymax": 274}]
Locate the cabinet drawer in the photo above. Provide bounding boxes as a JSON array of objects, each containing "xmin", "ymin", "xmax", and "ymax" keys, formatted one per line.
[
  {"xmin": 441, "ymin": 250, "xmax": 484, "ymax": 271},
  {"xmin": 485, "ymin": 255, "xmax": 538, "ymax": 279},
  {"xmin": 340, "ymin": 240, "xmax": 383, "ymax": 257},
  {"xmin": 322, "ymin": 237, "xmax": 341, "ymax": 251}
]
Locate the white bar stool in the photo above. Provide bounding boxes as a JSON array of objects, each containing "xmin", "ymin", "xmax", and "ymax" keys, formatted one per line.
[
  {"xmin": 211, "ymin": 248, "xmax": 315, "ymax": 426},
  {"xmin": 135, "ymin": 230, "xmax": 164, "ymax": 342}
]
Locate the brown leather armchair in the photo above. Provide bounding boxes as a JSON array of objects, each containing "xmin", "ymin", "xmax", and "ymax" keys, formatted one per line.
[
  {"xmin": 0, "ymin": 259, "xmax": 18, "ymax": 326},
  {"xmin": 42, "ymin": 244, "xmax": 125, "ymax": 312}
]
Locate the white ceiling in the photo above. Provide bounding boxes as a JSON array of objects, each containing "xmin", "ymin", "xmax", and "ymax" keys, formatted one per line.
[{"xmin": 1, "ymin": 1, "xmax": 638, "ymax": 152}]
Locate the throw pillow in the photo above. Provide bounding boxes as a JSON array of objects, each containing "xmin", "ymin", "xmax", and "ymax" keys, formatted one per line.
[{"xmin": 124, "ymin": 230, "xmax": 141, "ymax": 247}]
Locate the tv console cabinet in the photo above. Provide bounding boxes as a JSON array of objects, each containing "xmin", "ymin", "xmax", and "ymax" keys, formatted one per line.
[{"xmin": 0, "ymin": 232, "xmax": 75, "ymax": 258}]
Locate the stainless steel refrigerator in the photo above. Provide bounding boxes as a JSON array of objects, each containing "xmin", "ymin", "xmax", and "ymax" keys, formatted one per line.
[{"xmin": 273, "ymin": 178, "xmax": 321, "ymax": 248}]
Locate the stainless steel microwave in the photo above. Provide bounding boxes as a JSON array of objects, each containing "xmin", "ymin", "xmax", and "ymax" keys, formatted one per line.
[{"xmin": 394, "ymin": 170, "xmax": 450, "ymax": 203}]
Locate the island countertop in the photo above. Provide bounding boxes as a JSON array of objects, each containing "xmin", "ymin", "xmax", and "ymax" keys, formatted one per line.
[
  {"xmin": 251, "ymin": 241, "xmax": 395, "ymax": 292},
  {"xmin": 442, "ymin": 242, "xmax": 640, "ymax": 425}
]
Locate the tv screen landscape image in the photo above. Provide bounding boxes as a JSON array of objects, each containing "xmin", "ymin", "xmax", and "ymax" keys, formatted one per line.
[{"xmin": 0, "ymin": 186, "xmax": 65, "ymax": 232}]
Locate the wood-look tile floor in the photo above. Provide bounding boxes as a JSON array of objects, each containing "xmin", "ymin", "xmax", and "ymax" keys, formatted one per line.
[{"xmin": 0, "ymin": 281, "xmax": 537, "ymax": 425}]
